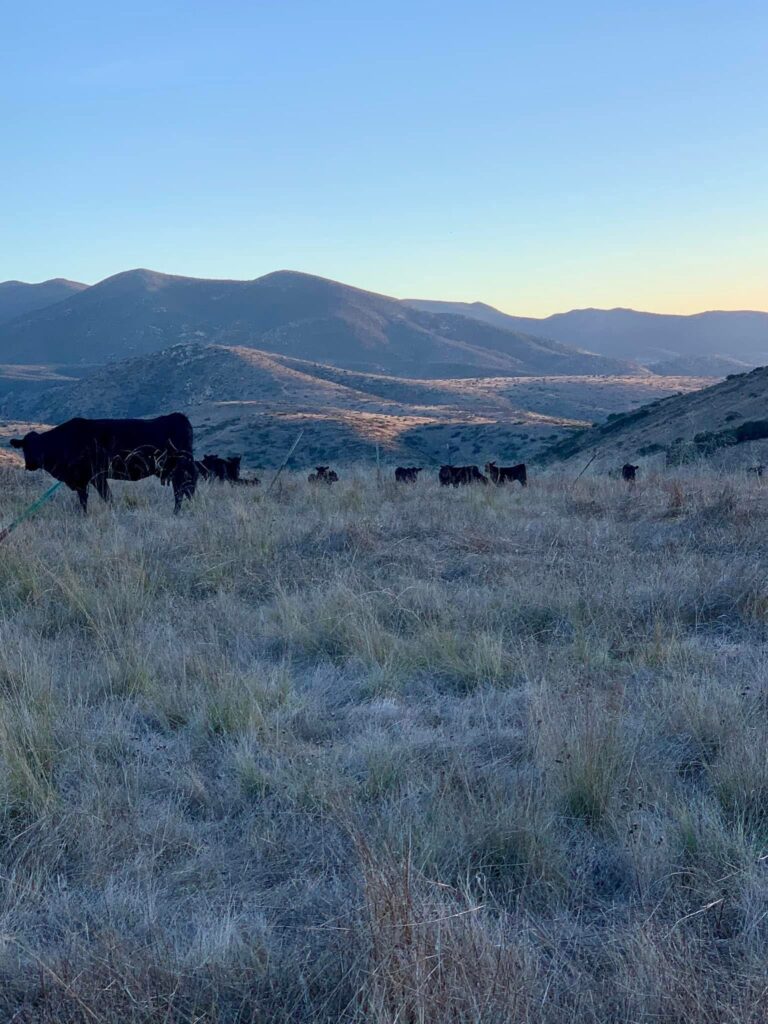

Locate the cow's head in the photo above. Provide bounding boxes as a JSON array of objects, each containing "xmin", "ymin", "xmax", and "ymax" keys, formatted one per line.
[{"xmin": 10, "ymin": 431, "xmax": 44, "ymax": 471}]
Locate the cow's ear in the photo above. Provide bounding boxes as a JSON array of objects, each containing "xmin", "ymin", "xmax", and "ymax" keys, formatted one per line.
[{"xmin": 9, "ymin": 438, "xmax": 23, "ymax": 449}]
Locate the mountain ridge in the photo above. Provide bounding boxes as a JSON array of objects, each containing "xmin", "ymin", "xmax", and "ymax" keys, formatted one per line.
[
  {"xmin": 0, "ymin": 278, "xmax": 88, "ymax": 326},
  {"xmin": 405, "ymin": 298, "xmax": 768, "ymax": 371},
  {"xmin": 0, "ymin": 268, "xmax": 636, "ymax": 378}
]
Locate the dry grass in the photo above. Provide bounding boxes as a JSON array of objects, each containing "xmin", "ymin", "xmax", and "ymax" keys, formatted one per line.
[{"xmin": 0, "ymin": 464, "xmax": 767, "ymax": 1021}]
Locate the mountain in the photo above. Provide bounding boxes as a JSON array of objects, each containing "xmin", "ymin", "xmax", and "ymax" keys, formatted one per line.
[
  {"xmin": 0, "ymin": 278, "xmax": 87, "ymax": 325},
  {"xmin": 406, "ymin": 300, "xmax": 768, "ymax": 373},
  {"xmin": 540, "ymin": 364, "xmax": 768, "ymax": 469},
  {"xmin": 0, "ymin": 268, "xmax": 637, "ymax": 378}
]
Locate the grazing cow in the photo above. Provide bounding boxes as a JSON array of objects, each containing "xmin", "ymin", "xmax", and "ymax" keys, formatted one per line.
[
  {"xmin": 201, "ymin": 454, "xmax": 242, "ymax": 482},
  {"xmin": 485, "ymin": 461, "xmax": 527, "ymax": 487},
  {"xmin": 10, "ymin": 413, "xmax": 196, "ymax": 513},
  {"xmin": 194, "ymin": 454, "xmax": 259, "ymax": 486},
  {"xmin": 621, "ymin": 463, "xmax": 639, "ymax": 482},
  {"xmin": 308, "ymin": 466, "xmax": 339, "ymax": 484},
  {"xmin": 439, "ymin": 464, "xmax": 488, "ymax": 486},
  {"xmin": 395, "ymin": 467, "xmax": 422, "ymax": 483}
]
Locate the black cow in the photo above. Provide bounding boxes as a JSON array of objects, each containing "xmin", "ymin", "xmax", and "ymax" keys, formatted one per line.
[
  {"xmin": 621, "ymin": 463, "xmax": 639, "ymax": 482},
  {"xmin": 200, "ymin": 454, "xmax": 242, "ymax": 482},
  {"xmin": 439, "ymin": 465, "xmax": 488, "ymax": 486},
  {"xmin": 485, "ymin": 461, "xmax": 527, "ymax": 487},
  {"xmin": 395, "ymin": 467, "xmax": 422, "ymax": 483},
  {"xmin": 10, "ymin": 413, "xmax": 196, "ymax": 513},
  {"xmin": 195, "ymin": 454, "xmax": 259, "ymax": 486},
  {"xmin": 308, "ymin": 466, "xmax": 339, "ymax": 484}
]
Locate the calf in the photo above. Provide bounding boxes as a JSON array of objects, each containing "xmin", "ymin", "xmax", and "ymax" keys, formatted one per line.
[
  {"xmin": 10, "ymin": 413, "xmax": 196, "ymax": 513},
  {"xmin": 308, "ymin": 466, "xmax": 339, "ymax": 484},
  {"xmin": 485, "ymin": 461, "xmax": 527, "ymax": 487},
  {"xmin": 439, "ymin": 465, "xmax": 488, "ymax": 486},
  {"xmin": 200, "ymin": 454, "xmax": 242, "ymax": 482},
  {"xmin": 395, "ymin": 467, "xmax": 422, "ymax": 483}
]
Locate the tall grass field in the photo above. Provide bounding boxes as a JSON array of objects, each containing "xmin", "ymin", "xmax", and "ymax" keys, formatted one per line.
[{"xmin": 0, "ymin": 465, "xmax": 767, "ymax": 1021}]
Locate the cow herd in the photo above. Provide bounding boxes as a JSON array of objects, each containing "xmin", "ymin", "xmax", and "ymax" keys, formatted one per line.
[{"xmin": 6, "ymin": 413, "xmax": 643, "ymax": 516}]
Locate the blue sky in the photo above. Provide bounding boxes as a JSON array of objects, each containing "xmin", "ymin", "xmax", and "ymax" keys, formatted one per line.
[{"xmin": 2, "ymin": 0, "xmax": 766, "ymax": 315}]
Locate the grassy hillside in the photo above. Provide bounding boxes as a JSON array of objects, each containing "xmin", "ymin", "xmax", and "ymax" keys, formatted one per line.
[
  {"xmin": 541, "ymin": 364, "xmax": 768, "ymax": 471},
  {"xmin": 0, "ymin": 269, "xmax": 635, "ymax": 377},
  {"xmin": 2, "ymin": 343, "xmax": 709, "ymax": 468},
  {"xmin": 0, "ymin": 467, "xmax": 767, "ymax": 1021}
]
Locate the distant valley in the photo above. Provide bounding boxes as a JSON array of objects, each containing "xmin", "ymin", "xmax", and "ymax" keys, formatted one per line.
[{"xmin": 1, "ymin": 267, "xmax": 762, "ymax": 469}]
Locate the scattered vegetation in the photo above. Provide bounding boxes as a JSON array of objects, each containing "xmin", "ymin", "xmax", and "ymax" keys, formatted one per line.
[{"xmin": 0, "ymin": 466, "xmax": 766, "ymax": 1021}]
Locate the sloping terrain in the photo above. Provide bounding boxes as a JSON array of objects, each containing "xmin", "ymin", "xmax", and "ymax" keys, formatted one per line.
[
  {"xmin": 2, "ymin": 342, "xmax": 709, "ymax": 469},
  {"xmin": 0, "ymin": 278, "xmax": 86, "ymax": 324},
  {"xmin": 541, "ymin": 364, "xmax": 768, "ymax": 469},
  {"xmin": 407, "ymin": 299, "xmax": 768, "ymax": 372},
  {"xmin": 0, "ymin": 269, "xmax": 635, "ymax": 377}
]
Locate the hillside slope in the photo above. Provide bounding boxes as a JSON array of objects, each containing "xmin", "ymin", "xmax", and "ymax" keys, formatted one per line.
[
  {"xmin": 0, "ymin": 269, "xmax": 636, "ymax": 378},
  {"xmin": 3, "ymin": 342, "xmax": 708, "ymax": 468},
  {"xmin": 407, "ymin": 299, "xmax": 768, "ymax": 372},
  {"xmin": 0, "ymin": 278, "xmax": 87, "ymax": 324},
  {"xmin": 541, "ymin": 365, "xmax": 768, "ymax": 468}
]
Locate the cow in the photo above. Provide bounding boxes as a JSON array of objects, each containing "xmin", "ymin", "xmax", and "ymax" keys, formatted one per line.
[
  {"xmin": 395, "ymin": 467, "xmax": 422, "ymax": 483},
  {"xmin": 485, "ymin": 461, "xmax": 527, "ymax": 487},
  {"xmin": 200, "ymin": 454, "xmax": 242, "ymax": 482},
  {"xmin": 9, "ymin": 413, "xmax": 196, "ymax": 514},
  {"xmin": 621, "ymin": 463, "xmax": 639, "ymax": 482},
  {"xmin": 439, "ymin": 465, "xmax": 488, "ymax": 486},
  {"xmin": 194, "ymin": 454, "xmax": 259, "ymax": 486},
  {"xmin": 308, "ymin": 466, "xmax": 339, "ymax": 484}
]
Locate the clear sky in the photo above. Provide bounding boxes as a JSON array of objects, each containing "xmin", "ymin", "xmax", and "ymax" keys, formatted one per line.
[{"xmin": 2, "ymin": 0, "xmax": 766, "ymax": 316}]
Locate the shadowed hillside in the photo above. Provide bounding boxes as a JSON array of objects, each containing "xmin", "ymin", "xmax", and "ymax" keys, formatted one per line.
[
  {"xmin": 0, "ymin": 278, "xmax": 87, "ymax": 324},
  {"xmin": 2, "ymin": 342, "xmax": 708, "ymax": 468},
  {"xmin": 0, "ymin": 269, "xmax": 637, "ymax": 378},
  {"xmin": 407, "ymin": 299, "xmax": 768, "ymax": 373},
  {"xmin": 541, "ymin": 364, "xmax": 768, "ymax": 470}
]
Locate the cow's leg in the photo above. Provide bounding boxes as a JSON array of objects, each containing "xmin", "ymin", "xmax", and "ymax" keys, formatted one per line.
[
  {"xmin": 93, "ymin": 472, "xmax": 112, "ymax": 503},
  {"xmin": 76, "ymin": 486, "xmax": 89, "ymax": 514},
  {"xmin": 172, "ymin": 456, "xmax": 196, "ymax": 513}
]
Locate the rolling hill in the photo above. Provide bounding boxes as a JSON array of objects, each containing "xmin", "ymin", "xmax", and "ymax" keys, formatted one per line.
[
  {"xmin": 0, "ymin": 269, "xmax": 637, "ymax": 378},
  {"xmin": 2, "ymin": 342, "xmax": 708, "ymax": 468},
  {"xmin": 406, "ymin": 300, "xmax": 768, "ymax": 373},
  {"xmin": 540, "ymin": 364, "xmax": 768, "ymax": 470},
  {"xmin": 0, "ymin": 278, "xmax": 87, "ymax": 325}
]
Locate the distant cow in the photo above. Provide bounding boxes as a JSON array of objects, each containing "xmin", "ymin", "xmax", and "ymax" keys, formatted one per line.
[
  {"xmin": 199, "ymin": 454, "xmax": 242, "ymax": 482},
  {"xmin": 621, "ymin": 464, "xmax": 639, "ymax": 482},
  {"xmin": 485, "ymin": 461, "xmax": 527, "ymax": 487},
  {"xmin": 195, "ymin": 454, "xmax": 259, "ymax": 485},
  {"xmin": 10, "ymin": 413, "xmax": 196, "ymax": 513},
  {"xmin": 395, "ymin": 467, "xmax": 422, "ymax": 483},
  {"xmin": 308, "ymin": 466, "xmax": 339, "ymax": 484},
  {"xmin": 439, "ymin": 465, "xmax": 488, "ymax": 487}
]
